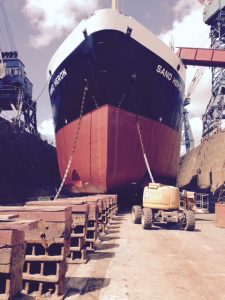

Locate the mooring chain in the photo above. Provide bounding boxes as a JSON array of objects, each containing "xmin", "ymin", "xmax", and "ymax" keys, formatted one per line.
[
  {"xmin": 131, "ymin": 73, "xmax": 154, "ymax": 183},
  {"xmin": 53, "ymin": 79, "xmax": 88, "ymax": 200},
  {"xmin": 136, "ymin": 116, "xmax": 155, "ymax": 183}
]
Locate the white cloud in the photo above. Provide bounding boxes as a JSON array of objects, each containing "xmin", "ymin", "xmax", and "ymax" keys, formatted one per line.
[
  {"xmin": 22, "ymin": 0, "xmax": 101, "ymax": 48},
  {"xmin": 38, "ymin": 118, "xmax": 55, "ymax": 138},
  {"xmin": 159, "ymin": 0, "xmax": 211, "ymax": 146},
  {"xmin": 160, "ymin": 2, "xmax": 209, "ymax": 49},
  {"xmin": 173, "ymin": 0, "xmax": 199, "ymax": 21}
]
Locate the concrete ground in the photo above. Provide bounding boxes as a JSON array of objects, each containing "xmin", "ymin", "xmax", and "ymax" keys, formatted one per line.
[{"xmin": 66, "ymin": 212, "xmax": 225, "ymax": 300}]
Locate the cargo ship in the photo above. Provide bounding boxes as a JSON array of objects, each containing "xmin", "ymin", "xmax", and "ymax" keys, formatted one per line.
[{"xmin": 47, "ymin": 1, "xmax": 186, "ymax": 195}]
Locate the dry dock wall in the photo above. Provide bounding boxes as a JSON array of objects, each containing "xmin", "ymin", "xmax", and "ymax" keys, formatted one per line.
[
  {"xmin": 0, "ymin": 117, "xmax": 60, "ymax": 203},
  {"xmin": 177, "ymin": 130, "xmax": 225, "ymax": 194}
]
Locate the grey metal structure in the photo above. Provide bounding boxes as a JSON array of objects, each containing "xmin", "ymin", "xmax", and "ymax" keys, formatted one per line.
[
  {"xmin": 0, "ymin": 0, "xmax": 37, "ymax": 133},
  {"xmin": 181, "ymin": 67, "xmax": 205, "ymax": 153},
  {"xmin": 0, "ymin": 51, "xmax": 37, "ymax": 133},
  {"xmin": 202, "ymin": 0, "xmax": 225, "ymax": 138},
  {"xmin": 181, "ymin": 103, "xmax": 195, "ymax": 152}
]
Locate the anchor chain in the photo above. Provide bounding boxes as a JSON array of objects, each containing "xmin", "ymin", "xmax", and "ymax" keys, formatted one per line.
[
  {"xmin": 53, "ymin": 79, "xmax": 88, "ymax": 200},
  {"xmin": 136, "ymin": 116, "xmax": 155, "ymax": 183},
  {"xmin": 131, "ymin": 73, "xmax": 155, "ymax": 183}
]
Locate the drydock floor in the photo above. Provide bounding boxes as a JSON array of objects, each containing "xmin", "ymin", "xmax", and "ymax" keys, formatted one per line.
[{"xmin": 64, "ymin": 212, "xmax": 225, "ymax": 300}]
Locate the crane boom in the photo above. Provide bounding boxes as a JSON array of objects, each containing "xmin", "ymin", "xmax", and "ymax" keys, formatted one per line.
[
  {"xmin": 0, "ymin": 0, "xmax": 16, "ymax": 51},
  {"xmin": 185, "ymin": 67, "xmax": 205, "ymax": 103},
  {"xmin": 112, "ymin": 0, "xmax": 119, "ymax": 10},
  {"xmin": 198, "ymin": 0, "xmax": 212, "ymax": 6}
]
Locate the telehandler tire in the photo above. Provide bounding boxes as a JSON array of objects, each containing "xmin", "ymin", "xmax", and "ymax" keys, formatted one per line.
[
  {"xmin": 141, "ymin": 208, "xmax": 153, "ymax": 229},
  {"xmin": 183, "ymin": 210, "xmax": 195, "ymax": 231},
  {"xmin": 131, "ymin": 205, "xmax": 142, "ymax": 224}
]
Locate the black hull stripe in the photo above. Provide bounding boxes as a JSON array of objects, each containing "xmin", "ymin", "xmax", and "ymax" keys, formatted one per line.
[{"xmin": 49, "ymin": 30, "xmax": 184, "ymax": 134}]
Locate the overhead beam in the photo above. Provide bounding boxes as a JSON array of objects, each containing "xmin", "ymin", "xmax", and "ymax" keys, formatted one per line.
[{"xmin": 177, "ymin": 47, "xmax": 225, "ymax": 68}]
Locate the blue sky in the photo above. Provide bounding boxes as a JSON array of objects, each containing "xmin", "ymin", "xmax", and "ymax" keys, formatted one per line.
[{"xmin": 2, "ymin": 0, "xmax": 211, "ymax": 146}]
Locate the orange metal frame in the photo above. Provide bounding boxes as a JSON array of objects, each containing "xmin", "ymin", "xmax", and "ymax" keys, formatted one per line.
[{"xmin": 177, "ymin": 47, "xmax": 225, "ymax": 68}]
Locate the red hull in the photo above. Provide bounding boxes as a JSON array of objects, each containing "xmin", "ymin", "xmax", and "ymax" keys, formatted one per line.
[{"xmin": 56, "ymin": 105, "xmax": 181, "ymax": 194}]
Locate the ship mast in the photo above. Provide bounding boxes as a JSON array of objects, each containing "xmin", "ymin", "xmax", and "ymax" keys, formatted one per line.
[{"xmin": 112, "ymin": 0, "xmax": 119, "ymax": 10}]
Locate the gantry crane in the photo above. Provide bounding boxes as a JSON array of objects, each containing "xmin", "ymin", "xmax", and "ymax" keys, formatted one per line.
[
  {"xmin": 201, "ymin": 0, "xmax": 225, "ymax": 139},
  {"xmin": 0, "ymin": 0, "xmax": 37, "ymax": 133},
  {"xmin": 178, "ymin": 1, "xmax": 225, "ymax": 144}
]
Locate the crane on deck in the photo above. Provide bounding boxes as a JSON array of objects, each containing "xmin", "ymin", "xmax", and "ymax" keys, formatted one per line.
[{"xmin": 0, "ymin": 0, "xmax": 37, "ymax": 133}]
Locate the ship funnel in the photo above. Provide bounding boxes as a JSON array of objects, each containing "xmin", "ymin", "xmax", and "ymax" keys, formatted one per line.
[{"xmin": 112, "ymin": 0, "xmax": 119, "ymax": 10}]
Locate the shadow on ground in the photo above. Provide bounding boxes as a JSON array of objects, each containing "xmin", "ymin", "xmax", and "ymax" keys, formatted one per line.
[
  {"xmin": 111, "ymin": 221, "xmax": 123, "ymax": 225},
  {"xmin": 90, "ymin": 251, "xmax": 116, "ymax": 260},
  {"xmin": 107, "ymin": 225, "xmax": 120, "ymax": 230},
  {"xmin": 107, "ymin": 230, "xmax": 120, "ymax": 234},
  {"xmin": 196, "ymin": 218, "xmax": 213, "ymax": 222},
  {"xmin": 156, "ymin": 223, "xmax": 202, "ymax": 232},
  {"xmin": 95, "ymin": 243, "xmax": 120, "ymax": 251},
  {"xmin": 66, "ymin": 277, "xmax": 111, "ymax": 296},
  {"xmin": 100, "ymin": 236, "xmax": 120, "ymax": 241}
]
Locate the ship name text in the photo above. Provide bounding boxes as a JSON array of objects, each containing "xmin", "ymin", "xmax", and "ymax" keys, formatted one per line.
[
  {"xmin": 156, "ymin": 65, "xmax": 183, "ymax": 93},
  {"xmin": 50, "ymin": 68, "xmax": 67, "ymax": 96}
]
